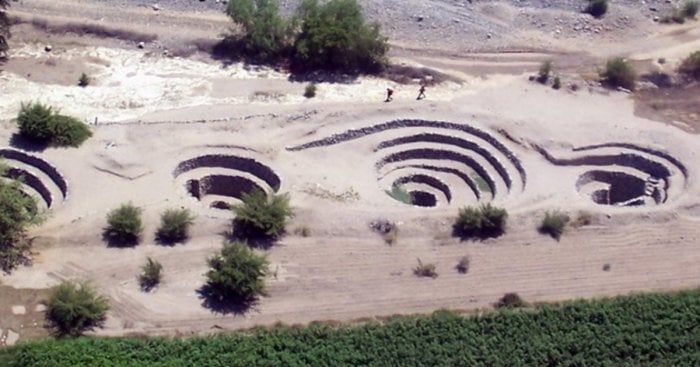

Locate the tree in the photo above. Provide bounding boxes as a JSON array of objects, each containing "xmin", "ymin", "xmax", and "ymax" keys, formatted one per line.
[
  {"xmin": 683, "ymin": 0, "xmax": 699, "ymax": 18},
  {"xmin": 16, "ymin": 102, "xmax": 92, "ymax": 148},
  {"xmin": 45, "ymin": 281, "xmax": 109, "ymax": 337},
  {"xmin": 226, "ymin": 0, "xmax": 288, "ymax": 62},
  {"xmin": 232, "ymin": 190, "xmax": 292, "ymax": 240},
  {"xmin": 0, "ymin": 0, "xmax": 9, "ymax": 58},
  {"xmin": 539, "ymin": 211, "xmax": 570, "ymax": 240},
  {"xmin": 0, "ymin": 167, "xmax": 40, "ymax": 272},
  {"xmin": 600, "ymin": 57, "xmax": 636, "ymax": 91},
  {"xmin": 679, "ymin": 50, "xmax": 700, "ymax": 79},
  {"xmin": 292, "ymin": 0, "xmax": 388, "ymax": 72},
  {"xmin": 156, "ymin": 208, "xmax": 195, "ymax": 244},
  {"xmin": 139, "ymin": 257, "xmax": 163, "ymax": 291},
  {"xmin": 203, "ymin": 242, "xmax": 269, "ymax": 303},
  {"xmin": 104, "ymin": 203, "xmax": 143, "ymax": 246}
]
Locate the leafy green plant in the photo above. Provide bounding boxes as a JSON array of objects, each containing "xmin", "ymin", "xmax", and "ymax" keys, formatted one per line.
[
  {"xmin": 413, "ymin": 258, "xmax": 437, "ymax": 278},
  {"xmin": 45, "ymin": 281, "xmax": 109, "ymax": 337},
  {"xmin": 682, "ymin": 0, "xmax": 699, "ymax": 18},
  {"xmin": 456, "ymin": 256, "xmax": 470, "ymax": 274},
  {"xmin": 539, "ymin": 210, "xmax": 570, "ymax": 240},
  {"xmin": 600, "ymin": 57, "xmax": 636, "ymax": 91},
  {"xmin": 0, "ymin": 170, "xmax": 41, "ymax": 272},
  {"xmin": 232, "ymin": 190, "xmax": 292, "ymax": 240},
  {"xmin": 139, "ymin": 257, "xmax": 163, "ymax": 291},
  {"xmin": 552, "ymin": 75, "xmax": 561, "ymax": 90},
  {"xmin": 304, "ymin": 83, "xmax": 317, "ymax": 98},
  {"xmin": 156, "ymin": 208, "xmax": 195, "ymax": 244},
  {"xmin": 585, "ymin": 0, "xmax": 608, "ymax": 18},
  {"xmin": 679, "ymin": 50, "xmax": 700, "ymax": 79},
  {"xmin": 78, "ymin": 73, "xmax": 90, "ymax": 87},
  {"xmin": 16, "ymin": 102, "xmax": 92, "ymax": 147},
  {"xmin": 537, "ymin": 60, "xmax": 552, "ymax": 83},
  {"xmin": 454, "ymin": 203, "xmax": 508, "ymax": 239},
  {"xmin": 495, "ymin": 292, "xmax": 526, "ymax": 309},
  {"xmin": 226, "ymin": 0, "xmax": 289, "ymax": 62},
  {"xmin": 385, "ymin": 185, "xmax": 411, "ymax": 205},
  {"xmin": 0, "ymin": 0, "xmax": 9, "ymax": 58},
  {"xmin": 104, "ymin": 203, "xmax": 143, "ymax": 246},
  {"xmin": 203, "ymin": 241, "xmax": 269, "ymax": 303}
]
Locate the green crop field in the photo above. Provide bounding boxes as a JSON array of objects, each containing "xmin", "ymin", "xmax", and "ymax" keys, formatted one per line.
[{"xmin": 2, "ymin": 289, "xmax": 700, "ymax": 367}]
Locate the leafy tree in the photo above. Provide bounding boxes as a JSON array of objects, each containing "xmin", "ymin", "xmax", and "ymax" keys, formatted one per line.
[
  {"xmin": 585, "ymin": 0, "xmax": 608, "ymax": 18},
  {"xmin": 537, "ymin": 60, "xmax": 552, "ymax": 83},
  {"xmin": 139, "ymin": 257, "xmax": 163, "ymax": 291},
  {"xmin": 304, "ymin": 83, "xmax": 317, "ymax": 98},
  {"xmin": 495, "ymin": 292, "xmax": 527, "ymax": 309},
  {"xmin": 203, "ymin": 242, "xmax": 269, "ymax": 303},
  {"xmin": 679, "ymin": 50, "xmax": 700, "ymax": 79},
  {"xmin": 104, "ymin": 203, "xmax": 143, "ymax": 246},
  {"xmin": 539, "ymin": 210, "xmax": 570, "ymax": 240},
  {"xmin": 226, "ymin": 0, "xmax": 288, "ymax": 61},
  {"xmin": 232, "ymin": 190, "xmax": 292, "ymax": 239},
  {"xmin": 16, "ymin": 102, "xmax": 92, "ymax": 148},
  {"xmin": 454, "ymin": 203, "xmax": 508, "ymax": 239},
  {"xmin": 292, "ymin": 0, "xmax": 388, "ymax": 72},
  {"xmin": 45, "ymin": 281, "xmax": 109, "ymax": 337},
  {"xmin": 156, "ymin": 208, "xmax": 195, "ymax": 244},
  {"xmin": 0, "ymin": 0, "xmax": 9, "ymax": 58},
  {"xmin": 600, "ymin": 57, "xmax": 636, "ymax": 91},
  {"xmin": 683, "ymin": 0, "xmax": 699, "ymax": 18},
  {"xmin": 0, "ymin": 167, "xmax": 40, "ymax": 272}
]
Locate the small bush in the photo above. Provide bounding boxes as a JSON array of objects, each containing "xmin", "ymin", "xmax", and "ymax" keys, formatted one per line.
[
  {"xmin": 539, "ymin": 211, "xmax": 570, "ymax": 240},
  {"xmin": 454, "ymin": 203, "xmax": 508, "ymax": 239},
  {"xmin": 232, "ymin": 190, "xmax": 292, "ymax": 240},
  {"xmin": 0, "ymin": 173, "xmax": 40, "ymax": 273},
  {"xmin": 495, "ymin": 292, "xmax": 526, "ymax": 309},
  {"xmin": 203, "ymin": 241, "xmax": 269, "ymax": 303},
  {"xmin": 572, "ymin": 211, "xmax": 593, "ymax": 228},
  {"xmin": 537, "ymin": 60, "xmax": 552, "ymax": 83},
  {"xmin": 585, "ymin": 0, "xmax": 608, "ymax": 18},
  {"xmin": 600, "ymin": 57, "xmax": 636, "ymax": 91},
  {"xmin": 16, "ymin": 102, "xmax": 92, "ymax": 147},
  {"xmin": 45, "ymin": 281, "xmax": 109, "ymax": 337},
  {"xmin": 104, "ymin": 203, "xmax": 143, "ymax": 246},
  {"xmin": 683, "ymin": 0, "xmax": 699, "ymax": 18},
  {"xmin": 679, "ymin": 51, "xmax": 700, "ymax": 79},
  {"xmin": 156, "ymin": 208, "xmax": 195, "ymax": 244},
  {"xmin": 139, "ymin": 257, "xmax": 162, "ymax": 291},
  {"xmin": 293, "ymin": 226, "xmax": 311, "ymax": 237},
  {"xmin": 603, "ymin": 263, "xmax": 612, "ymax": 271},
  {"xmin": 78, "ymin": 73, "xmax": 90, "ymax": 87},
  {"xmin": 413, "ymin": 258, "xmax": 437, "ymax": 278},
  {"xmin": 552, "ymin": 76, "xmax": 562, "ymax": 90},
  {"xmin": 304, "ymin": 83, "xmax": 317, "ymax": 98},
  {"xmin": 456, "ymin": 256, "xmax": 470, "ymax": 274}
]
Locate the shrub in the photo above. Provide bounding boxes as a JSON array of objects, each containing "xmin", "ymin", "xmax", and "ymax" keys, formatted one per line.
[
  {"xmin": 45, "ymin": 281, "xmax": 109, "ymax": 337},
  {"xmin": 683, "ymin": 0, "xmax": 699, "ymax": 18},
  {"xmin": 679, "ymin": 51, "xmax": 700, "ymax": 79},
  {"xmin": 78, "ymin": 73, "xmax": 90, "ymax": 87},
  {"xmin": 226, "ymin": 0, "xmax": 288, "ymax": 62},
  {"xmin": 600, "ymin": 57, "xmax": 636, "ymax": 91},
  {"xmin": 571, "ymin": 211, "xmax": 593, "ymax": 227},
  {"xmin": 539, "ymin": 211, "xmax": 570, "ymax": 240},
  {"xmin": 552, "ymin": 76, "xmax": 561, "ymax": 90},
  {"xmin": 0, "ymin": 170, "xmax": 40, "ymax": 272},
  {"xmin": 232, "ymin": 190, "xmax": 292, "ymax": 240},
  {"xmin": 291, "ymin": 0, "xmax": 388, "ymax": 72},
  {"xmin": 156, "ymin": 208, "xmax": 195, "ymax": 244},
  {"xmin": 495, "ymin": 292, "xmax": 526, "ymax": 309},
  {"xmin": 203, "ymin": 242, "xmax": 269, "ymax": 303},
  {"xmin": 454, "ymin": 203, "xmax": 508, "ymax": 239},
  {"xmin": 585, "ymin": 0, "xmax": 608, "ymax": 18},
  {"xmin": 304, "ymin": 83, "xmax": 317, "ymax": 98},
  {"xmin": 413, "ymin": 258, "xmax": 437, "ymax": 278},
  {"xmin": 537, "ymin": 60, "xmax": 552, "ymax": 83},
  {"xmin": 0, "ymin": 0, "xmax": 9, "ymax": 58},
  {"xmin": 139, "ymin": 257, "xmax": 162, "ymax": 291},
  {"xmin": 294, "ymin": 226, "xmax": 311, "ymax": 237},
  {"xmin": 104, "ymin": 203, "xmax": 143, "ymax": 246},
  {"xmin": 16, "ymin": 102, "xmax": 92, "ymax": 147},
  {"xmin": 456, "ymin": 256, "xmax": 470, "ymax": 274}
]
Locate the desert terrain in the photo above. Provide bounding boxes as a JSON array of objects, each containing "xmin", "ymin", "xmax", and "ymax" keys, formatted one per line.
[{"xmin": 1, "ymin": 0, "xmax": 700, "ymax": 345}]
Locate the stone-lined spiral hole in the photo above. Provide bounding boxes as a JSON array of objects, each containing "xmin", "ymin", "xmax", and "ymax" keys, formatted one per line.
[
  {"xmin": 0, "ymin": 148, "xmax": 68, "ymax": 208},
  {"xmin": 174, "ymin": 154, "xmax": 281, "ymax": 209}
]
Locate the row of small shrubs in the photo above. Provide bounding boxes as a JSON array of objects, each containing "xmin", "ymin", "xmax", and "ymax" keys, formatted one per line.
[
  {"xmin": 104, "ymin": 205, "xmax": 195, "ymax": 246},
  {"xmin": 17, "ymin": 102, "xmax": 92, "ymax": 148}
]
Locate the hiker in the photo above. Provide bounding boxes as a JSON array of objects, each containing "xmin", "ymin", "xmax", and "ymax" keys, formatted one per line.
[
  {"xmin": 386, "ymin": 87, "xmax": 394, "ymax": 102},
  {"xmin": 417, "ymin": 84, "xmax": 426, "ymax": 100}
]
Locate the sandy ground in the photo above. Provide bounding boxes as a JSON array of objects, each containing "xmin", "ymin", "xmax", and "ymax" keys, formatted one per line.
[{"xmin": 1, "ymin": 0, "xmax": 700, "ymax": 343}]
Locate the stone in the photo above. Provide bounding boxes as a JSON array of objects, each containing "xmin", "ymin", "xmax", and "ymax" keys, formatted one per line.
[
  {"xmin": 152, "ymin": 4, "xmax": 161, "ymax": 11},
  {"xmin": 138, "ymin": 42, "xmax": 145, "ymax": 49},
  {"xmin": 6, "ymin": 329, "xmax": 19, "ymax": 346},
  {"xmin": 35, "ymin": 304, "xmax": 47, "ymax": 312},
  {"xmin": 11, "ymin": 305, "xmax": 26, "ymax": 315},
  {"xmin": 44, "ymin": 45, "xmax": 52, "ymax": 52}
]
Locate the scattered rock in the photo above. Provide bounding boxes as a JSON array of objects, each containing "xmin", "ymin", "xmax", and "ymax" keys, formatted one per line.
[
  {"xmin": 11, "ymin": 305, "xmax": 26, "ymax": 315},
  {"xmin": 6, "ymin": 329, "xmax": 19, "ymax": 346},
  {"xmin": 370, "ymin": 219, "xmax": 395, "ymax": 234},
  {"xmin": 44, "ymin": 45, "xmax": 52, "ymax": 52},
  {"xmin": 35, "ymin": 304, "xmax": 47, "ymax": 312},
  {"xmin": 152, "ymin": 4, "xmax": 161, "ymax": 11},
  {"xmin": 138, "ymin": 42, "xmax": 145, "ymax": 49}
]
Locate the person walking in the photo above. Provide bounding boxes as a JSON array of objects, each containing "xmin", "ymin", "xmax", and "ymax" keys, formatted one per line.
[
  {"xmin": 417, "ymin": 84, "xmax": 426, "ymax": 100},
  {"xmin": 386, "ymin": 87, "xmax": 394, "ymax": 102}
]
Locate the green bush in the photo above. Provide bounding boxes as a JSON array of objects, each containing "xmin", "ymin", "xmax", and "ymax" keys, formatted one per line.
[
  {"xmin": 203, "ymin": 241, "xmax": 269, "ymax": 303},
  {"xmin": 552, "ymin": 75, "xmax": 561, "ymax": 90},
  {"xmin": 304, "ymin": 83, "xmax": 317, "ymax": 98},
  {"xmin": 232, "ymin": 190, "xmax": 292, "ymax": 240},
  {"xmin": 683, "ymin": 0, "xmax": 699, "ymax": 18},
  {"xmin": 585, "ymin": 0, "xmax": 608, "ymax": 18},
  {"xmin": 139, "ymin": 257, "xmax": 163, "ymax": 291},
  {"xmin": 45, "ymin": 281, "xmax": 109, "ymax": 337},
  {"xmin": 292, "ymin": 0, "xmax": 388, "ymax": 72},
  {"xmin": 456, "ymin": 256, "xmax": 470, "ymax": 274},
  {"xmin": 0, "ymin": 169, "xmax": 40, "ymax": 272},
  {"xmin": 600, "ymin": 57, "xmax": 636, "ymax": 91},
  {"xmin": 537, "ymin": 60, "xmax": 552, "ymax": 83},
  {"xmin": 539, "ymin": 210, "xmax": 570, "ymax": 240},
  {"xmin": 16, "ymin": 102, "xmax": 92, "ymax": 147},
  {"xmin": 454, "ymin": 203, "xmax": 508, "ymax": 239},
  {"xmin": 495, "ymin": 292, "xmax": 527, "ymax": 309},
  {"xmin": 413, "ymin": 258, "xmax": 437, "ymax": 278},
  {"xmin": 78, "ymin": 73, "xmax": 90, "ymax": 87},
  {"xmin": 679, "ymin": 50, "xmax": 700, "ymax": 79},
  {"xmin": 104, "ymin": 203, "xmax": 143, "ymax": 246},
  {"xmin": 156, "ymin": 208, "xmax": 195, "ymax": 244},
  {"xmin": 226, "ymin": 0, "xmax": 289, "ymax": 62}
]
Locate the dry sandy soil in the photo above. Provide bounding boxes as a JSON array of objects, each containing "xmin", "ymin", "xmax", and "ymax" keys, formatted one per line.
[{"xmin": 1, "ymin": 0, "xmax": 700, "ymax": 343}]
